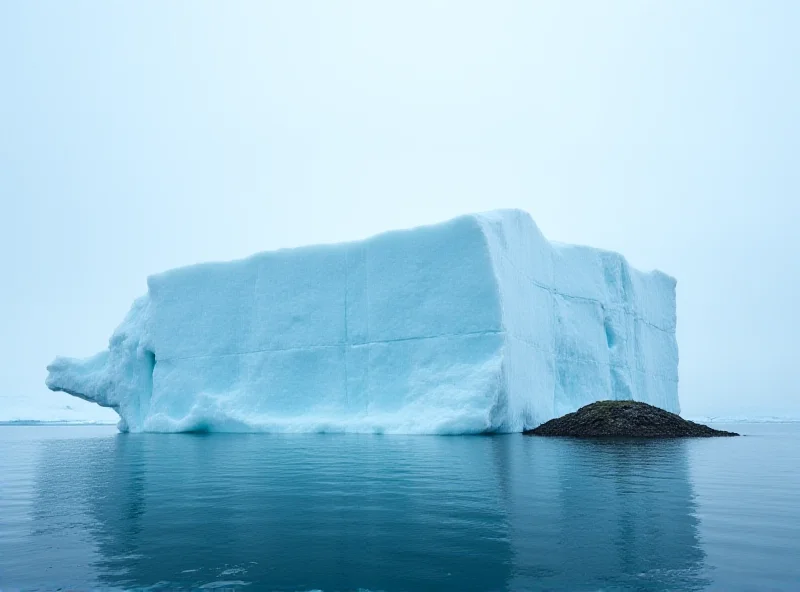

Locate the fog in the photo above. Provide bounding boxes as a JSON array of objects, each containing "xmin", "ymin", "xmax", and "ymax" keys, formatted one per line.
[{"xmin": 2, "ymin": 1, "xmax": 798, "ymax": 420}]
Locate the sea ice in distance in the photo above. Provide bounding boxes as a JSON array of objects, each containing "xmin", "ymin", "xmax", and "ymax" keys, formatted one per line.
[{"xmin": 46, "ymin": 210, "xmax": 678, "ymax": 434}]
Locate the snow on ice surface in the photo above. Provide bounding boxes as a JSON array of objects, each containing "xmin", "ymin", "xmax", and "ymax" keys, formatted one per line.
[{"xmin": 46, "ymin": 210, "xmax": 678, "ymax": 434}]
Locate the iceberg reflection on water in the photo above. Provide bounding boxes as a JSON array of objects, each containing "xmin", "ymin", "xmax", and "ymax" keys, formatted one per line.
[{"xmin": 10, "ymin": 431, "xmax": 708, "ymax": 591}]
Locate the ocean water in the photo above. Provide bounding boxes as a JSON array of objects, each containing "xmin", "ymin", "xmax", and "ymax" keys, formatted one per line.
[{"xmin": 0, "ymin": 425, "xmax": 798, "ymax": 592}]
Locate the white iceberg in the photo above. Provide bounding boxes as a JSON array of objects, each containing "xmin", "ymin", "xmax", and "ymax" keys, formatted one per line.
[{"xmin": 46, "ymin": 210, "xmax": 678, "ymax": 434}]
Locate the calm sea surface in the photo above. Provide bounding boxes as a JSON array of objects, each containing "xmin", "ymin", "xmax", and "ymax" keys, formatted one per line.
[{"xmin": 0, "ymin": 424, "xmax": 798, "ymax": 592}]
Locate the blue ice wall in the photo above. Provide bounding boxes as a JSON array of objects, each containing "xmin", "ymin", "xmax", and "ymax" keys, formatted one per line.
[{"xmin": 46, "ymin": 210, "xmax": 678, "ymax": 433}]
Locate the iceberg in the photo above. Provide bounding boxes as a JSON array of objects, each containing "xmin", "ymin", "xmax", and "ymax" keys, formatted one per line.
[{"xmin": 46, "ymin": 210, "xmax": 678, "ymax": 434}]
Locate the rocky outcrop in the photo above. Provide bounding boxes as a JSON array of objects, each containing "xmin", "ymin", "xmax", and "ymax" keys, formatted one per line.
[{"xmin": 525, "ymin": 400, "xmax": 739, "ymax": 438}]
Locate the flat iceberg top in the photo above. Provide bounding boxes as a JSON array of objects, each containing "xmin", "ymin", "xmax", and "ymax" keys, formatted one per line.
[{"xmin": 47, "ymin": 209, "xmax": 678, "ymax": 434}]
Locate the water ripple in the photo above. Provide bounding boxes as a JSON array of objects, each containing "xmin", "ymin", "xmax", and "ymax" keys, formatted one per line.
[{"xmin": 0, "ymin": 425, "xmax": 797, "ymax": 591}]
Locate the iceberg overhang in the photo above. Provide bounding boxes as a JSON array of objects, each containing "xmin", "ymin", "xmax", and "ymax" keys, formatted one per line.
[{"xmin": 46, "ymin": 210, "xmax": 678, "ymax": 434}]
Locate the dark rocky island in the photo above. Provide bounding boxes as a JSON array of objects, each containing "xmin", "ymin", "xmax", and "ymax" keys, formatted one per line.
[{"xmin": 526, "ymin": 400, "xmax": 739, "ymax": 438}]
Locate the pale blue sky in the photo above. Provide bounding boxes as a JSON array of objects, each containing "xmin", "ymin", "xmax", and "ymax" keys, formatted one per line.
[{"xmin": 1, "ymin": 1, "xmax": 798, "ymax": 420}]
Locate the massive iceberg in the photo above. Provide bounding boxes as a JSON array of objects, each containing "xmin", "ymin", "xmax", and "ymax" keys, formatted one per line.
[{"xmin": 46, "ymin": 210, "xmax": 678, "ymax": 434}]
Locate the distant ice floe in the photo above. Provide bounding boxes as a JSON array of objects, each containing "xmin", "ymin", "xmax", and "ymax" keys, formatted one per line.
[{"xmin": 686, "ymin": 416, "xmax": 800, "ymax": 424}]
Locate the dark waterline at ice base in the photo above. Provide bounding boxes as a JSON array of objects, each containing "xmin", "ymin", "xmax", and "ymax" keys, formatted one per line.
[{"xmin": 1, "ymin": 425, "xmax": 798, "ymax": 591}]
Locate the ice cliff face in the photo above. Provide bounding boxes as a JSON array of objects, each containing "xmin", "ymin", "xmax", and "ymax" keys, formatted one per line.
[{"xmin": 46, "ymin": 210, "xmax": 678, "ymax": 434}]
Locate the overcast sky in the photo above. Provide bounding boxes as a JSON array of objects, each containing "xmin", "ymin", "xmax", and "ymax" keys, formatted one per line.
[{"xmin": 1, "ymin": 1, "xmax": 798, "ymax": 421}]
